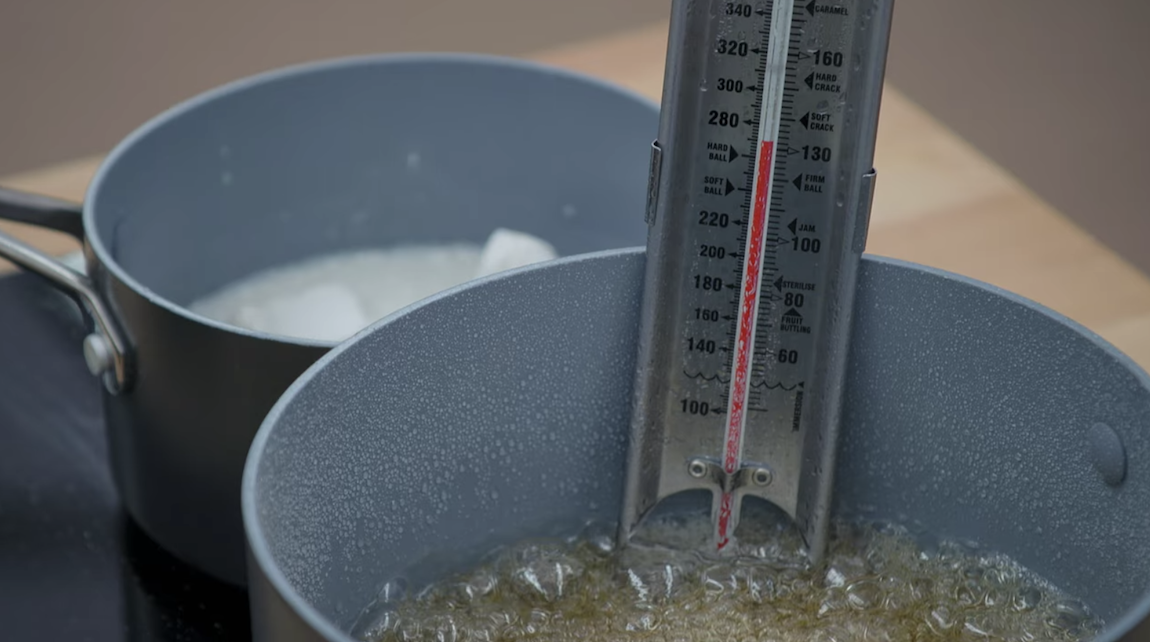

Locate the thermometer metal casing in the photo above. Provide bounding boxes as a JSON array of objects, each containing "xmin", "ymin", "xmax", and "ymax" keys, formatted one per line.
[{"xmin": 622, "ymin": 0, "xmax": 894, "ymax": 560}]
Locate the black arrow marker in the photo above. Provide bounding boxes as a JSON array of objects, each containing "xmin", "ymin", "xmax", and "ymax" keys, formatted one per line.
[
  {"xmin": 774, "ymin": 276, "xmax": 784, "ymax": 291},
  {"xmin": 788, "ymin": 219, "xmax": 798, "ymax": 234},
  {"xmin": 784, "ymin": 308, "xmax": 804, "ymax": 321},
  {"xmin": 792, "ymin": 175, "xmax": 804, "ymax": 191},
  {"xmin": 800, "ymin": 113, "xmax": 810, "ymax": 129},
  {"xmin": 728, "ymin": 147, "xmax": 740, "ymax": 163},
  {"xmin": 804, "ymin": 73, "xmax": 815, "ymax": 90},
  {"xmin": 725, "ymin": 179, "xmax": 736, "ymax": 195},
  {"xmin": 806, "ymin": 0, "xmax": 818, "ymax": 15}
]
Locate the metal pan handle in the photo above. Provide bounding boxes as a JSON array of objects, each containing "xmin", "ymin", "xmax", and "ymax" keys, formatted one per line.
[
  {"xmin": 0, "ymin": 187, "xmax": 86, "ymax": 239},
  {"xmin": 0, "ymin": 186, "xmax": 132, "ymax": 393}
]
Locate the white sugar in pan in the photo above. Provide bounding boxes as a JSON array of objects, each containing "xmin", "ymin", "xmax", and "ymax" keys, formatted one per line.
[{"xmin": 190, "ymin": 229, "xmax": 559, "ymax": 343}]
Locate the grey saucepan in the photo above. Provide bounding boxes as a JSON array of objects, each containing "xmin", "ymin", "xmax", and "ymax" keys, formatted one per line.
[
  {"xmin": 244, "ymin": 248, "xmax": 1150, "ymax": 641},
  {"xmin": 0, "ymin": 54, "xmax": 658, "ymax": 585}
]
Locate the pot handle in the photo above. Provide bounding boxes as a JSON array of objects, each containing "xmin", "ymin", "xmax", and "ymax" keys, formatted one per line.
[
  {"xmin": 0, "ymin": 187, "xmax": 87, "ymax": 239},
  {"xmin": 0, "ymin": 186, "xmax": 132, "ymax": 394}
]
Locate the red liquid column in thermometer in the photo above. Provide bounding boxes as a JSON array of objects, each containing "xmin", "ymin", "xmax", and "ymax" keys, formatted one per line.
[{"xmin": 715, "ymin": 0, "xmax": 795, "ymax": 551}]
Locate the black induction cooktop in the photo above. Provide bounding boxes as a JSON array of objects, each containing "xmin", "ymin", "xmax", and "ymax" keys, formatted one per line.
[{"xmin": 0, "ymin": 272, "xmax": 251, "ymax": 641}]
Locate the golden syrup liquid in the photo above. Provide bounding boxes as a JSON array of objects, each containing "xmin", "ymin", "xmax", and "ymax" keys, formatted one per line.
[{"xmin": 360, "ymin": 514, "xmax": 1103, "ymax": 642}]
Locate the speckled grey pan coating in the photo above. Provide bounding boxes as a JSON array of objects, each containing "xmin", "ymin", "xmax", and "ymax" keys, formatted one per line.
[{"xmin": 243, "ymin": 249, "xmax": 1150, "ymax": 642}]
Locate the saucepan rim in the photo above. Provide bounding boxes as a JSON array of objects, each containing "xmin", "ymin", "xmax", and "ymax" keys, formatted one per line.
[
  {"xmin": 81, "ymin": 53, "xmax": 660, "ymax": 349},
  {"xmin": 241, "ymin": 248, "xmax": 1150, "ymax": 642}
]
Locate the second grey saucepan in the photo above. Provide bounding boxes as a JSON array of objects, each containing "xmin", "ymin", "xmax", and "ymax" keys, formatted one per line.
[
  {"xmin": 244, "ymin": 249, "xmax": 1150, "ymax": 642},
  {"xmin": 0, "ymin": 54, "xmax": 658, "ymax": 585}
]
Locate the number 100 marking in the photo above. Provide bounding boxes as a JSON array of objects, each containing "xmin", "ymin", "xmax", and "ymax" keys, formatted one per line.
[{"xmin": 681, "ymin": 399, "xmax": 713, "ymax": 416}]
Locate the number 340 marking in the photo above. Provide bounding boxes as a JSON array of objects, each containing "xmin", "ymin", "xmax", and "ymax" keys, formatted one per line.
[{"xmin": 726, "ymin": 3, "xmax": 753, "ymax": 16}]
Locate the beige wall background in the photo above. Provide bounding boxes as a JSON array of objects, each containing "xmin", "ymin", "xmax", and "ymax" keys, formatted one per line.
[
  {"xmin": 0, "ymin": 0, "xmax": 667, "ymax": 173},
  {"xmin": 883, "ymin": 0, "xmax": 1150, "ymax": 274},
  {"xmin": 2, "ymin": 1, "xmax": 1148, "ymax": 271}
]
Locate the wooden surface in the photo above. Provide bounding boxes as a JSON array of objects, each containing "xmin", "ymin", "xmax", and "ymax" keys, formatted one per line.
[{"xmin": 5, "ymin": 20, "xmax": 1150, "ymax": 368}]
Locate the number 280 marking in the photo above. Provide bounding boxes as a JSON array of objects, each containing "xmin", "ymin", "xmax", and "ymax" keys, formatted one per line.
[{"xmin": 708, "ymin": 111, "xmax": 740, "ymax": 127}]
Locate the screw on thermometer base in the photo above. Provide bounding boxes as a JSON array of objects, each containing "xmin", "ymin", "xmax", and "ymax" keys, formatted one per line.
[
  {"xmin": 686, "ymin": 458, "xmax": 774, "ymax": 490},
  {"xmin": 620, "ymin": 0, "xmax": 894, "ymax": 561}
]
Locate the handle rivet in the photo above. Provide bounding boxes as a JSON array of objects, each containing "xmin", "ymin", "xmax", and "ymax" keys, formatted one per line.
[{"xmin": 83, "ymin": 333, "xmax": 113, "ymax": 377}]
